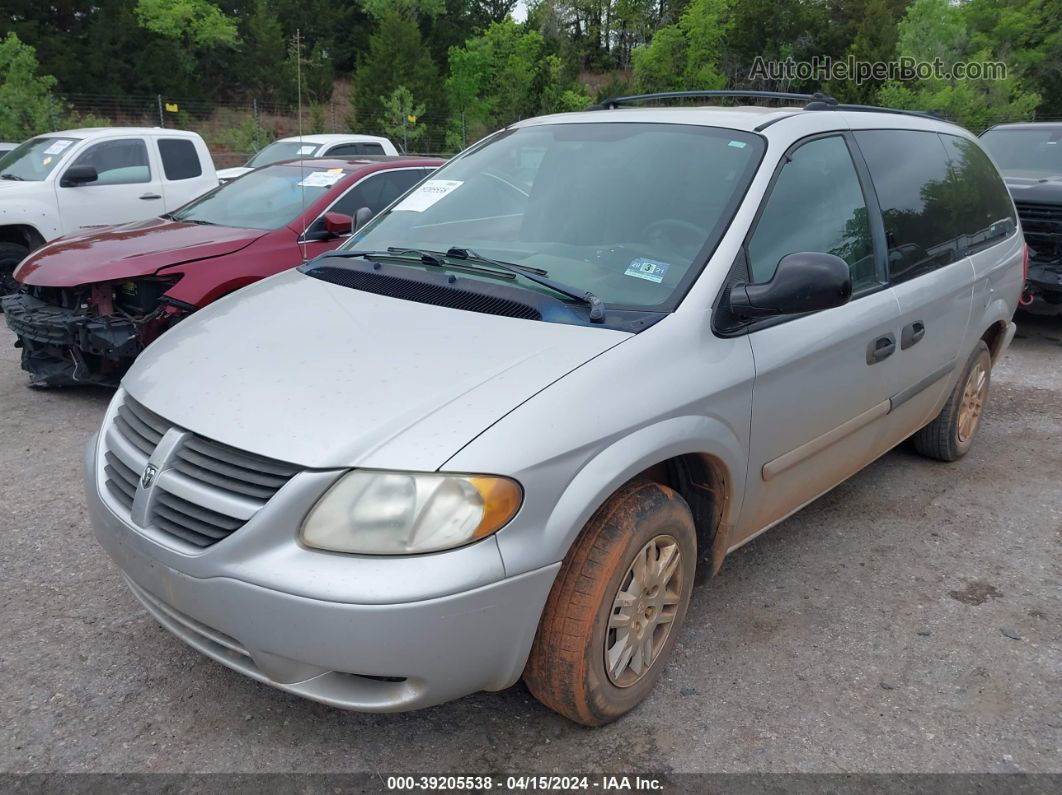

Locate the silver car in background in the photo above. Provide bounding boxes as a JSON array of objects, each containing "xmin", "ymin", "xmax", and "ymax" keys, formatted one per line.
[{"xmin": 84, "ymin": 93, "xmax": 1023, "ymax": 725}]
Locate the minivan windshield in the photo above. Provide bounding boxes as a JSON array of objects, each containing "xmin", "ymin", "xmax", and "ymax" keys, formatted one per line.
[
  {"xmin": 344, "ymin": 123, "xmax": 764, "ymax": 310},
  {"xmin": 246, "ymin": 140, "xmax": 322, "ymax": 168},
  {"xmin": 170, "ymin": 164, "xmax": 342, "ymax": 230},
  {"xmin": 0, "ymin": 137, "xmax": 78, "ymax": 181},
  {"xmin": 980, "ymin": 128, "xmax": 1062, "ymax": 178}
]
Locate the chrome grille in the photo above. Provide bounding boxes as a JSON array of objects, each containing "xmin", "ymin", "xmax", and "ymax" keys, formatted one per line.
[{"xmin": 101, "ymin": 393, "xmax": 299, "ymax": 548}]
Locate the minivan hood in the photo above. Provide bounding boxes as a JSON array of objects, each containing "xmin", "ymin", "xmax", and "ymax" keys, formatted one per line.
[
  {"xmin": 123, "ymin": 270, "xmax": 631, "ymax": 470},
  {"xmin": 17, "ymin": 218, "xmax": 267, "ymax": 287}
]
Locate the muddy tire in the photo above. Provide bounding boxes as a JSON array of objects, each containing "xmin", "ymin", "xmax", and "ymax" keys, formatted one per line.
[
  {"xmin": 524, "ymin": 481, "xmax": 696, "ymax": 726},
  {"xmin": 912, "ymin": 340, "xmax": 992, "ymax": 462},
  {"xmin": 0, "ymin": 241, "xmax": 29, "ymax": 307}
]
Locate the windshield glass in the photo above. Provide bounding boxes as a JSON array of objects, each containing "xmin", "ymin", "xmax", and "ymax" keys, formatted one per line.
[
  {"xmin": 171, "ymin": 164, "xmax": 344, "ymax": 230},
  {"xmin": 345, "ymin": 123, "xmax": 764, "ymax": 310},
  {"xmin": 246, "ymin": 140, "xmax": 321, "ymax": 168},
  {"xmin": 981, "ymin": 128, "xmax": 1062, "ymax": 178},
  {"xmin": 0, "ymin": 137, "xmax": 78, "ymax": 181}
]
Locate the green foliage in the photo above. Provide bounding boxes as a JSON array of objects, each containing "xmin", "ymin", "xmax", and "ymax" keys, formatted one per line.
[
  {"xmin": 380, "ymin": 86, "xmax": 427, "ymax": 150},
  {"xmin": 351, "ymin": 7, "xmax": 441, "ymax": 139},
  {"xmin": 446, "ymin": 20, "xmax": 589, "ymax": 148},
  {"xmin": 824, "ymin": 0, "xmax": 902, "ymax": 104},
  {"xmin": 135, "ymin": 0, "xmax": 238, "ymax": 47},
  {"xmin": 631, "ymin": 0, "xmax": 729, "ymax": 92},
  {"xmin": 877, "ymin": 0, "xmax": 1038, "ymax": 130},
  {"xmin": 212, "ymin": 114, "xmax": 273, "ymax": 155},
  {"xmin": 360, "ymin": 0, "xmax": 446, "ymax": 20},
  {"xmin": 0, "ymin": 33, "xmax": 63, "ymax": 140}
]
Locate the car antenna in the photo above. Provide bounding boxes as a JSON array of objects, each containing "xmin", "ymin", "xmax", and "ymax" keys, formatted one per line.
[{"xmin": 295, "ymin": 28, "xmax": 309, "ymax": 264}]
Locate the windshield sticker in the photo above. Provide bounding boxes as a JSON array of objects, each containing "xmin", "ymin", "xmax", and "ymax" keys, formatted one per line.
[
  {"xmin": 394, "ymin": 180, "xmax": 463, "ymax": 212},
  {"xmin": 298, "ymin": 171, "xmax": 343, "ymax": 188},
  {"xmin": 44, "ymin": 140, "xmax": 72, "ymax": 155},
  {"xmin": 298, "ymin": 145, "xmax": 316, "ymax": 154},
  {"xmin": 728, "ymin": 140, "xmax": 748, "ymax": 149},
  {"xmin": 625, "ymin": 258, "xmax": 670, "ymax": 284}
]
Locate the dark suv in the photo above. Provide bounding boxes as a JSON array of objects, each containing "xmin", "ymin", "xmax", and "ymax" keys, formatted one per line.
[{"xmin": 981, "ymin": 122, "xmax": 1062, "ymax": 313}]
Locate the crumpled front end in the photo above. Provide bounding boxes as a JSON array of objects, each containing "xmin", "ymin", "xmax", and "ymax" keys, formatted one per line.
[
  {"xmin": 2, "ymin": 279, "xmax": 183, "ymax": 387},
  {"xmin": 1014, "ymin": 199, "xmax": 1062, "ymax": 314}
]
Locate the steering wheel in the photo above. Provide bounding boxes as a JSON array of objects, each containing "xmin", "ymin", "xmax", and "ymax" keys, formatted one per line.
[{"xmin": 641, "ymin": 218, "xmax": 706, "ymax": 259}]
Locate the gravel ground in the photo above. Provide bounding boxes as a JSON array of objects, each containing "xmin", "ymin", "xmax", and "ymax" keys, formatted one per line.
[{"xmin": 0, "ymin": 317, "xmax": 1059, "ymax": 775}]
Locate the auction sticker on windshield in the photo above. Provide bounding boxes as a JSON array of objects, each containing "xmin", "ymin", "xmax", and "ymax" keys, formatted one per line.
[
  {"xmin": 394, "ymin": 180, "xmax": 463, "ymax": 212},
  {"xmin": 44, "ymin": 140, "xmax": 72, "ymax": 155},
  {"xmin": 625, "ymin": 258, "xmax": 670, "ymax": 283},
  {"xmin": 298, "ymin": 171, "xmax": 344, "ymax": 188}
]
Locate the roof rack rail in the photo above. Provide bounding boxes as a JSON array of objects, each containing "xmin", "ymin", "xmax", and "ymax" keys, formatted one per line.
[
  {"xmin": 588, "ymin": 90, "xmax": 836, "ymax": 110},
  {"xmin": 586, "ymin": 90, "xmax": 948, "ymax": 121},
  {"xmin": 813, "ymin": 102, "xmax": 944, "ymax": 121}
]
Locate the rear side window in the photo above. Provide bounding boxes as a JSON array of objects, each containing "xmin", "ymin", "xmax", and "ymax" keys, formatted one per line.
[
  {"xmin": 158, "ymin": 138, "xmax": 202, "ymax": 180},
  {"xmin": 747, "ymin": 135, "xmax": 876, "ymax": 289},
  {"xmin": 939, "ymin": 135, "xmax": 1016, "ymax": 253},
  {"xmin": 855, "ymin": 130, "xmax": 959, "ymax": 283},
  {"xmin": 333, "ymin": 169, "xmax": 425, "ymax": 217},
  {"xmin": 327, "ymin": 142, "xmax": 386, "ymax": 156}
]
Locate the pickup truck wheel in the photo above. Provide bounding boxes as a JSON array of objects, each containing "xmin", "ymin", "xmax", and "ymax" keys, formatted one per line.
[
  {"xmin": 913, "ymin": 340, "xmax": 992, "ymax": 462},
  {"xmin": 0, "ymin": 241, "xmax": 29, "ymax": 303},
  {"xmin": 524, "ymin": 481, "xmax": 696, "ymax": 726}
]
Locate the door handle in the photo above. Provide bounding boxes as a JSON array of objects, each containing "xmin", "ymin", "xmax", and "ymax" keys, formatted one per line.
[
  {"xmin": 139, "ymin": 193, "xmax": 162, "ymax": 200},
  {"xmin": 900, "ymin": 320, "xmax": 925, "ymax": 349},
  {"xmin": 866, "ymin": 333, "xmax": 896, "ymax": 365}
]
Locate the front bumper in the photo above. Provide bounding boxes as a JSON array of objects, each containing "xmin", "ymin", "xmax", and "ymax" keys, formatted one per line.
[
  {"xmin": 84, "ymin": 435, "xmax": 559, "ymax": 712},
  {"xmin": 2, "ymin": 291, "xmax": 139, "ymax": 386}
]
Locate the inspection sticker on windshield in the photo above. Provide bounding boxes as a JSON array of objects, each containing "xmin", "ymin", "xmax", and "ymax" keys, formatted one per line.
[
  {"xmin": 394, "ymin": 180, "xmax": 463, "ymax": 212},
  {"xmin": 44, "ymin": 140, "xmax": 72, "ymax": 155},
  {"xmin": 625, "ymin": 258, "xmax": 670, "ymax": 284},
  {"xmin": 298, "ymin": 145, "xmax": 316, "ymax": 154},
  {"xmin": 298, "ymin": 170, "xmax": 343, "ymax": 188}
]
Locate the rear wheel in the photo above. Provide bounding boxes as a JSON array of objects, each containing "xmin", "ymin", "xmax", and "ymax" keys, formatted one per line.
[
  {"xmin": 913, "ymin": 340, "xmax": 992, "ymax": 461},
  {"xmin": 0, "ymin": 241, "xmax": 29, "ymax": 306},
  {"xmin": 523, "ymin": 481, "xmax": 696, "ymax": 726}
]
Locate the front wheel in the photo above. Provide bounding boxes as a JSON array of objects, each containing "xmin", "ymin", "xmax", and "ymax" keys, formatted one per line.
[
  {"xmin": 523, "ymin": 481, "xmax": 696, "ymax": 726},
  {"xmin": 913, "ymin": 340, "xmax": 992, "ymax": 462},
  {"xmin": 0, "ymin": 241, "xmax": 29, "ymax": 306}
]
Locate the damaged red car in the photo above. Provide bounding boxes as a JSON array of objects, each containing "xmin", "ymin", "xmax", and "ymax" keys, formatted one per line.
[{"xmin": 2, "ymin": 156, "xmax": 442, "ymax": 386}]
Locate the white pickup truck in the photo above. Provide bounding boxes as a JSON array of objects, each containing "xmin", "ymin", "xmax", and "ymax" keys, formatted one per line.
[{"xmin": 0, "ymin": 127, "xmax": 218, "ymax": 293}]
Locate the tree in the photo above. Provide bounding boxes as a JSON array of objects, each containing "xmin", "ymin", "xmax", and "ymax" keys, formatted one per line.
[
  {"xmin": 0, "ymin": 33, "xmax": 63, "ymax": 140},
  {"xmin": 446, "ymin": 20, "xmax": 589, "ymax": 148},
  {"xmin": 381, "ymin": 86, "xmax": 427, "ymax": 150},
  {"xmin": 824, "ymin": 0, "xmax": 904, "ymax": 104},
  {"xmin": 877, "ymin": 0, "xmax": 1038, "ymax": 129},
  {"xmin": 236, "ymin": 0, "xmax": 288, "ymax": 103},
  {"xmin": 631, "ymin": 0, "xmax": 729, "ymax": 92},
  {"xmin": 351, "ymin": 7, "xmax": 442, "ymax": 143},
  {"xmin": 134, "ymin": 0, "xmax": 238, "ymax": 47}
]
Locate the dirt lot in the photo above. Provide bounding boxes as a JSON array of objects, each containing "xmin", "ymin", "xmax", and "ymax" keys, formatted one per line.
[{"xmin": 0, "ymin": 317, "xmax": 1059, "ymax": 775}]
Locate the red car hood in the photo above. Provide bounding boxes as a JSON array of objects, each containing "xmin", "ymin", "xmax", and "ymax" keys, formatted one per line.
[{"xmin": 17, "ymin": 218, "xmax": 267, "ymax": 287}]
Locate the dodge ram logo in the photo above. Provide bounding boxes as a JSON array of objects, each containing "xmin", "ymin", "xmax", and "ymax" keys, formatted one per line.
[{"xmin": 141, "ymin": 464, "xmax": 158, "ymax": 489}]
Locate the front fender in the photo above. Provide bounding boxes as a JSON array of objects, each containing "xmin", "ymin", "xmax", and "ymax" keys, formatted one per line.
[
  {"xmin": 0, "ymin": 199, "xmax": 59, "ymax": 244},
  {"xmin": 490, "ymin": 414, "xmax": 748, "ymax": 578}
]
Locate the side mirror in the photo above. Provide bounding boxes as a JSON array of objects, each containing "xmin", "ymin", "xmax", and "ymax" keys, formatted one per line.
[
  {"xmin": 322, "ymin": 211, "xmax": 353, "ymax": 238},
  {"xmin": 353, "ymin": 206, "xmax": 373, "ymax": 231},
  {"xmin": 60, "ymin": 164, "xmax": 98, "ymax": 187},
  {"xmin": 728, "ymin": 251, "xmax": 852, "ymax": 320}
]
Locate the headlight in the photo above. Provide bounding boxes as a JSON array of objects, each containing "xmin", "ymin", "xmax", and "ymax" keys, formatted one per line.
[{"xmin": 300, "ymin": 470, "xmax": 522, "ymax": 555}]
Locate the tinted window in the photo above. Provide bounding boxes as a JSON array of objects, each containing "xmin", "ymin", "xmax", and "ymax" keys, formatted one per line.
[
  {"xmin": 332, "ymin": 169, "xmax": 425, "ymax": 217},
  {"xmin": 68, "ymin": 139, "xmax": 150, "ymax": 185},
  {"xmin": 855, "ymin": 130, "xmax": 959, "ymax": 283},
  {"xmin": 939, "ymin": 135, "xmax": 1016, "ymax": 253},
  {"xmin": 158, "ymin": 138, "xmax": 202, "ymax": 180},
  {"xmin": 747, "ymin": 136, "xmax": 876, "ymax": 289},
  {"xmin": 325, "ymin": 143, "xmax": 361, "ymax": 157},
  {"xmin": 358, "ymin": 142, "xmax": 385, "ymax": 155}
]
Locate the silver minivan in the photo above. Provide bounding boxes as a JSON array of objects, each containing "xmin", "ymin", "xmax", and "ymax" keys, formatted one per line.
[{"xmin": 84, "ymin": 93, "xmax": 1023, "ymax": 726}]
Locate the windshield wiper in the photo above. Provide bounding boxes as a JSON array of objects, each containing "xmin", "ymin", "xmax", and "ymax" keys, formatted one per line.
[
  {"xmin": 180, "ymin": 218, "xmax": 216, "ymax": 226},
  {"xmin": 445, "ymin": 247, "xmax": 606, "ymax": 322},
  {"xmin": 316, "ymin": 248, "xmax": 518, "ymax": 280},
  {"xmin": 0, "ymin": 173, "xmax": 24, "ymax": 181}
]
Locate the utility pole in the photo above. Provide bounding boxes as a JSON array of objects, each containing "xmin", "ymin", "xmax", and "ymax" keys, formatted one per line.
[{"xmin": 157, "ymin": 95, "xmax": 164, "ymax": 128}]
